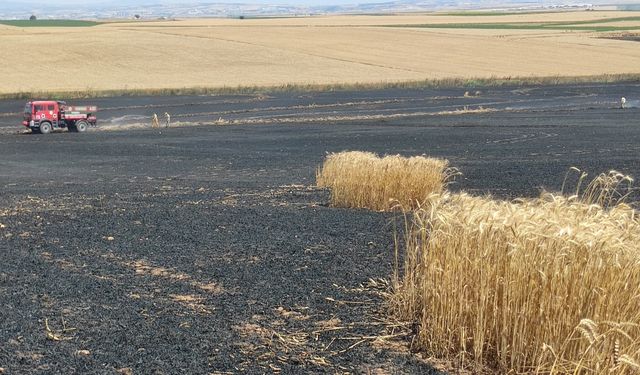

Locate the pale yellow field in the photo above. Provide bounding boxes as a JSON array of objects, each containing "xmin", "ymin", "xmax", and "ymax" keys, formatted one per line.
[
  {"xmin": 1, "ymin": 11, "xmax": 640, "ymax": 94},
  {"xmin": 100, "ymin": 11, "xmax": 639, "ymax": 27}
]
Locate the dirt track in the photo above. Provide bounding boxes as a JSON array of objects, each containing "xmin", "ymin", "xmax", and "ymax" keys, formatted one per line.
[{"xmin": 0, "ymin": 83, "xmax": 639, "ymax": 373}]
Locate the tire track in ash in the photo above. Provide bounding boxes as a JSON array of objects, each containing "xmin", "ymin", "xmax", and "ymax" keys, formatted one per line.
[
  {"xmin": 100, "ymin": 93, "xmax": 609, "ymax": 127},
  {"xmin": 96, "ymin": 97, "xmax": 455, "ymax": 127},
  {"xmin": 487, "ymin": 132, "xmax": 559, "ymax": 145},
  {"xmin": 194, "ymin": 95, "xmax": 611, "ymax": 125}
]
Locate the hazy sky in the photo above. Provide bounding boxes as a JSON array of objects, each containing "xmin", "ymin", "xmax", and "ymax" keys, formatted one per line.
[{"xmin": 7, "ymin": 0, "xmax": 392, "ymax": 4}]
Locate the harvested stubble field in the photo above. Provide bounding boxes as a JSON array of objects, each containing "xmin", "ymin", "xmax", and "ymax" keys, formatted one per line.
[{"xmin": 1, "ymin": 11, "xmax": 640, "ymax": 95}]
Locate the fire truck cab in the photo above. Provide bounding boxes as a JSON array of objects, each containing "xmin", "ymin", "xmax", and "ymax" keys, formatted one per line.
[{"xmin": 22, "ymin": 100, "xmax": 97, "ymax": 134}]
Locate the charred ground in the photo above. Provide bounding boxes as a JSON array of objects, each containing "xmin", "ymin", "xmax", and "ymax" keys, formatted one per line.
[{"xmin": 0, "ymin": 83, "xmax": 639, "ymax": 373}]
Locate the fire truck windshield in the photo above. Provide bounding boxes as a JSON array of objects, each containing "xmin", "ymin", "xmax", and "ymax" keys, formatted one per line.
[{"xmin": 24, "ymin": 104, "xmax": 31, "ymax": 114}]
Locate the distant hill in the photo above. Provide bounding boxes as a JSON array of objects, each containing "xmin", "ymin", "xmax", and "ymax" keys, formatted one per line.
[{"xmin": 0, "ymin": 0, "xmax": 632, "ymax": 20}]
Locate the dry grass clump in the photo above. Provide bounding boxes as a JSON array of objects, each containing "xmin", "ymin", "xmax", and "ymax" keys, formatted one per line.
[
  {"xmin": 316, "ymin": 151, "xmax": 453, "ymax": 211},
  {"xmin": 393, "ymin": 171, "xmax": 640, "ymax": 374}
]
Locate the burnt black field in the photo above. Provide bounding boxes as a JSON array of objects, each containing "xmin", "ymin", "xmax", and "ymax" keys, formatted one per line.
[{"xmin": 0, "ymin": 83, "xmax": 639, "ymax": 373}]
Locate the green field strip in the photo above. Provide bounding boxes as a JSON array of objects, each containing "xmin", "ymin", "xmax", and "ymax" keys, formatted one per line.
[
  {"xmin": 383, "ymin": 22, "xmax": 640, "ymax": 32},
  {"xmin": 0, "ymin": 20, "xmax": 100, "ymax": 27}
]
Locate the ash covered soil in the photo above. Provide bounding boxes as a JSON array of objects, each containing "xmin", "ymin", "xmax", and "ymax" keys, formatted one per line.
[{"xmin": 0, "ymin": 83, "xmax": 639, "ymax": 374}]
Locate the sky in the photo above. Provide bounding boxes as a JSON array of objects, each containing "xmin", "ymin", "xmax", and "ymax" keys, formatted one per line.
[
  {"xmin": 2, "ymin": 0, "xmax": 404, "ymax": 11},
  {"xmin": 6, "ymin": 0, "xmax": 391, "ymax": 4}
]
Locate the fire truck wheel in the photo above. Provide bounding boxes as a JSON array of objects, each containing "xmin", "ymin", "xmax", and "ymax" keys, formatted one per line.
[
  {"xmin": 75, "ymin": 121, "xmax": 88, "ymax": 133},
  {"xmin": 39, "ymin": 122, "xmax": 52, "ymax": 134}
]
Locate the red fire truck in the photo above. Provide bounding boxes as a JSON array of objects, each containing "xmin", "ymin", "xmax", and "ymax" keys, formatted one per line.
[{"xmin": 22, "ymin": 100, "xmax": 97, "ymax": 134}]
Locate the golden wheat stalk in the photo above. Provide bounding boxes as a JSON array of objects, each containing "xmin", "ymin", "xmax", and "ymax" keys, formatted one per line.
[
  {"xmin": 391, "ymin": 171, "xmax": 640, "ymax": 374},
  {"xmin": 316, "ymin": 151, "xmax": 455, "ymax": 211}
]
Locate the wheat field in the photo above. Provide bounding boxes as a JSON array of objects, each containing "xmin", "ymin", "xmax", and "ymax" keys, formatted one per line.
[
  {"xmin": 392, "ymin": 171, "xmax": 640, "ymax": 374},
  {"xmin": 316, "ymin": 151, "xmax": 452, "ymax": 211},
  {"xmin": 316, "ymin": 150, "xmax": 640, "ymax": 373},
  {"xmin": 1, "ymin": 11, "xmax": 639, "ymax": 94}
]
